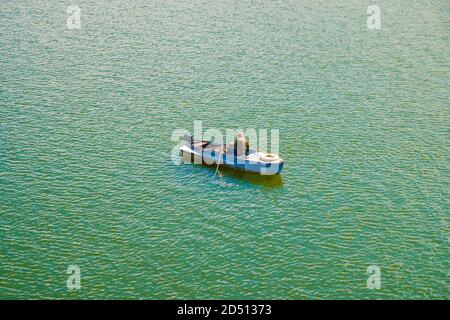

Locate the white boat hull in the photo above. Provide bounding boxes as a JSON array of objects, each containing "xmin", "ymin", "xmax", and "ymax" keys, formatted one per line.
[{"xmin": 179, "ymin": 144, "xmax": 284, "ymax": 175}]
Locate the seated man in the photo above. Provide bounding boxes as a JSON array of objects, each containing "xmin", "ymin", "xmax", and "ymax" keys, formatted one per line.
[{"xmin": 233, "ymin": 132, "xmax": 249, "ymax": 157}]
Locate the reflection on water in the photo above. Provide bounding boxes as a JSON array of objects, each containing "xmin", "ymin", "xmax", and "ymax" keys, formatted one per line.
[
  {"xmin": 216, "ymin": 165, "xmax": 284, "ymax": 188},
  {"xmin": 181, "ymin": 154, "xmax": 283, "ymax": 188}
]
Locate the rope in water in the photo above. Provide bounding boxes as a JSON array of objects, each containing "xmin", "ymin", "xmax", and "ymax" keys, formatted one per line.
[{"xmin": 213, "ymin": 146, "xmax": 226, "ymax": 178}]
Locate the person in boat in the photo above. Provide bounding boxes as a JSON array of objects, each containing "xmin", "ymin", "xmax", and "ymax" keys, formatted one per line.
[{"xmin": 233, "ymin": 132, "xmax": 249, "ymax": 157}]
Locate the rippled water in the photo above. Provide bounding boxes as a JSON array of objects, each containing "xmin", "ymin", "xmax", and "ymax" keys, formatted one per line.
[{"xmin": 0, "ymin": 1, "xmax": 448, "ymax": 299}]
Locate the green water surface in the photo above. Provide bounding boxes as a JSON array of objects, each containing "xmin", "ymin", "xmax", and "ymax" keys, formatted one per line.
[{"xmin": 0, "ymin": 0, "xmax": 448, "ymax": 299}]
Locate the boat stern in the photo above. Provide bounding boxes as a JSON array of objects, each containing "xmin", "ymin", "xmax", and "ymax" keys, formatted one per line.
[{"xmin": 258, "ymin": 160, "xmax": 284, "ymax": 175}]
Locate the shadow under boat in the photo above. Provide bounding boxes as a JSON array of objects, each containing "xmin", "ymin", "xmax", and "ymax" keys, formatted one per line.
[{"xmin": 181, "ymin": 153, "xmax": 283, "ymax": 188}]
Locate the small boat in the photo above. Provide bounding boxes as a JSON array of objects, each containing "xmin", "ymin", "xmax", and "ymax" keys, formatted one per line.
[{"xmin": 179, "ymin": 135, "xmax": 284, "ymax": 175}]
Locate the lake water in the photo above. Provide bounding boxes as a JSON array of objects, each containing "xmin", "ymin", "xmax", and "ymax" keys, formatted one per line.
[{"xmin": 0, "ymin": 0, "xmax": 448, "ymax": 299}]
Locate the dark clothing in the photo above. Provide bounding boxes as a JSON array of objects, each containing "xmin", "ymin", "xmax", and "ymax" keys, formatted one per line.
[{"xmin": 233, "ymin": 139, "xmax": 250, "ymax": 156}]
